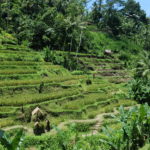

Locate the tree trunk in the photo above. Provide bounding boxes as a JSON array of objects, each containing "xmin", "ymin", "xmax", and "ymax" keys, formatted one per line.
[
  {"xmin": 70, "ymin": 36, "xmax": 73, "ymax": 52},
  {"xmin": 76, "ymin": 30, "xmax": 83, "ymax": 65}
]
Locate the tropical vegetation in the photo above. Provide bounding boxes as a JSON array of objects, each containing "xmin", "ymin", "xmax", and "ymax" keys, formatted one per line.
[{"xmin": 0, "ymin": 0, "xmax": 150, "ymax": 149}]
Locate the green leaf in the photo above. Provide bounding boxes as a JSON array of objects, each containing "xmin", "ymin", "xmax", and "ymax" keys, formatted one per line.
[
  {"xmin": 11, "ymin": 130, "xmax": 24, "ymax": 150},
  {"xmin": 0, "ymin": 130, "xmax": 4, "ymax": 138},
  {"xmin": 0, "ymin": 130, "xmax": 11, "ymax": 149}
]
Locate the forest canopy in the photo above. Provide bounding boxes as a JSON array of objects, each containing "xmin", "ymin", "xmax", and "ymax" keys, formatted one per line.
[
  {"xmin": 0, "ymin": 0, "xmax": 149, "ymax": 52},
  {"xmin": 0, "ymin": 1, "xmax": 150, "ymax": 150}
]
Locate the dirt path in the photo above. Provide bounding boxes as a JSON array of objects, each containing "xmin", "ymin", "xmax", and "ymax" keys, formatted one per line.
[
  {"xmin": 2, "ymin": 111, "xmax": 114, "ymax": 136},
  {"xmin": 2, "ymin": 106, "xmax": 135, "ymax": 137},
  {"xmin": 50, "ymin": 108, "xmax": 119, "ymax": 136},
  {"xmin": 2, "ymin": 125, "xmax": 33, "ymax": 134}
]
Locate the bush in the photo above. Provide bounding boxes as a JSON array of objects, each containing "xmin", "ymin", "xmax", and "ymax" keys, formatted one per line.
[
  {"xmin": 39, "ymin": 82, "xmax": 44, "ymax": 93},
  {"xmin": 44, "ymin": 48, "xmax": 82, "ymax": 70},
  {"xmin": 73, "ymin": 122, "xmax": 94, "ymax": 132},
  {"xmin": 88, "ymin": 114, "xmax": 95, "ymax": 119},
  {"xmin": 33, "ymin": 122, "xmax": 45, "ymax": 135},
  {"xmin": 0, "ymin": 144, "xmax": 4, "ymax": 150},
  {"xmin": 129, "ymin": 51, "xmax": 150, "ymax": 104},
  {"xmin": 86, "ymin": 79, "xmax": 92, "ymax": 85},
  {"xmin": 24, "ymin": 108, "xmax": 33, "ymax": 122},
  {"xmin": 119, "ymin": 52, "xmax": 130, "ymax": 61}
]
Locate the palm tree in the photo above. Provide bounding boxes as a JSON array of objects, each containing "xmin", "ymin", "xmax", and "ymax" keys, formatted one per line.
[
  {"xmin": 75, "ymin": 16, "xmax": 86, "ymax": 65},
  {"xmin": 63, "ymin": 16, "xmax": 76, "ymax": 52},
  {"xmin": 136, "ymin": 51, "xmax": 150, "ymax": 79}
]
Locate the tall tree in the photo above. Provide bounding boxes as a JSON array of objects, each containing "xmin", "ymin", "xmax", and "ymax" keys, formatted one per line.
[{"xmin": 92, "ymin": 0, "xmax": 103, "ymax": 24}]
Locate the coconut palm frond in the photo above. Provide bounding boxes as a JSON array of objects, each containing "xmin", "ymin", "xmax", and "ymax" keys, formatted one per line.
[
  {"xmin": 142, "ymin": 69, "xmax": 150, "ymax": 77},
  {"xmin": 137, "ymin": 51, "xmax": 150, "ymax": 79}
]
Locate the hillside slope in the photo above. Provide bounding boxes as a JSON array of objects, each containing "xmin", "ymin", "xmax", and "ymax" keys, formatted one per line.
[{"xmin": 0, "ymin": 31, "xmax": 136, "ymax": 131}]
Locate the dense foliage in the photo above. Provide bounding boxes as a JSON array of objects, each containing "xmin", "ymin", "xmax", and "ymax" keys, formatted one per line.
[
  {"xmin": 0, "ymin": 0, "xmax": 88, "ymax": 51},
  {"xmin": 0, "ymin": 0, "xmax": 150, "ymax": 150},
  {"xmin": 129, "ymin": 51, "xmax": 150, "ymax": 104},
  {"xmin": 1, "ymin": 105, "xmax": 149, "ymax": 150},
  {"xmin": 44, "ymin": 48, "xmax": 83, "ymax": 70},
  {"xmin": 100, "ymin": 104, "xmax": 150, "ymax": 150},
  {"xmin": 92, "ymin": 0, "xmax": 148, "ymax": 35},
  {"xmin": 0, "ymin": 0, "xmax": 149, "ymax": 53},
  {"xmin": 0, "ymin": 129, "xmax": 24, "ymax": 150}
]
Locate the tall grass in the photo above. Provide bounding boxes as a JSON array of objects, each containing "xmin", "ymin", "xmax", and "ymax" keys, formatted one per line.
[
  {"xmin": 0, "ymin": 54, "xmax": 43, "ymax": 62},
  {"xmin": 0, "ymin": 75, "xmax": 85, "ymax": 87},
  {"xmin": 0, "ymin": 118, "xmax": 15, "ymax": 128},
  {"xmin": 0, "ymin": 69, "xmax": 37, "ymax": 75},
  {"xmin": 0, "ymin": 88, "xmax": 80, "ymax": 106},
  {"xmin": 0, "ymin": 61, "xmax": 45, "ymax": 65}
]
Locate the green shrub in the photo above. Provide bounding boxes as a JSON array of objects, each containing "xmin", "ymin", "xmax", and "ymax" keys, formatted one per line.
[
  {"xmin": 88, "ymin": 114, "xmax": 95, "ymax": 119},
  {"xmin": 140, "ymin": 144, "xmax": 150, "ymax": 150},
  {"xmin": 119, "ymin": 52, "xmax": 130, "ymax": 61},
  {"xmin": 73, "ymin": 122, "xmax": 95, "ymax": 132},
  {"xmin": 129, "ymin": 51, "xmax": 150, "ymax": 104},
  {"xmin": 24, "ymin": 107, "xmax": 33, "ymax": 122},
  {"xmin": 86, "ymin": 79, "xmax": 92, "ymax": 85},
  {"xmin": 33, "ymin": 122, "xmax": 45, "ymax": 135},
  {"xmin": 39, "ymin": 82, "xmax": 44, "ymax": 93},
  {"xmin": 0, "ymin": 144, "xmax": 5, "ymax": 150},
  {"xmin": 0, "ymin": 129, "xmax": 24, "ymax": 150},
  {"xmin": 44, "ymin": 48, "xmax": 83, "ymax": 70}
]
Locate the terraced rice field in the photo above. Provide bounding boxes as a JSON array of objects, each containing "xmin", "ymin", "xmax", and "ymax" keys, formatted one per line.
[{"xmin": 0, "ymin": 44, "xmax": 136, "ymax": 134}]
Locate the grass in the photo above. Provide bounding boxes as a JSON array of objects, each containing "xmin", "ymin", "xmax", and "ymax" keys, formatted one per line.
[
  {"xmin": 102, "ymin": 119, "xmax": 118, "ymax": 126},
  {"xmin": 0, "ymin": 75, "xmax": 84, "ymax": 87},
  {"xmin": 0, "ymin": 61, "xmax": 46, "ymax": 65},
  {"xmin": 42, "ymin": 98, "xmax": 121, "ymax": 118},
  {"xmin": 61, "ymin": 93, "xmax": 111, "ymax": 110},
  {"xmin": 42, "ymin": 92, "xmax": 110, "ymax": 113},
  {"xmin": 0, "ymin": 88, "xmax": 80, "ymax": 106},
  {"xmin": 0, "ymin": 54, "xmax": 43, "ymax": 62},
  {"xmin": 0, "ymin": 44, "xmax": 135, "ymax": 131},
  {"xmin": 0, "ymin": 49, "xmax": 39, "ymax": 55},
  {"xmin": 0, "ymin": 69, "xmax": 37, "ymax": 75},
  {"xmin": 0, "ymin": 80, "xmax": 82, "ymax": 97},
  {"xmin": 0, "ymin": 118, "xmax": 16, "ymax": 128},
  {"xmin": 0, "ymin": 65, "xmax": 39, "ymax": 69},
  {"xmin": 0, "ymin": 74, "xmax": 40, "ymax": 81},
  {"xmin": 139, "ymin": 144, "xmax": 150, "ymax": 150},
  {"xmin": 0, "ymin": 81, "xmax": 111, "ymax": 106},
  {"xmin": 68, "ymin": 122, "xmax": 97, "ymax": 133},
  {"xmin": 86, "ymin": 99, "xmax": 137, "ymax": 119}
]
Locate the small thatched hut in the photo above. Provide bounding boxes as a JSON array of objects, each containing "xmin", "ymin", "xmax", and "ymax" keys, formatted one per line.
[
  {"xmin": 31, "ymin": 107, "xmax": 44, "ymax": 121},
  {"xmin": 33, "ymin": 121, "xmax": 45, "ymax": 135},
  {"xmin": 104, "ymin": 49, "xmax": 112, "ymax": 56}
]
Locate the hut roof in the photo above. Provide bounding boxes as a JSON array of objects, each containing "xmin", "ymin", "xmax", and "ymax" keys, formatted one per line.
[
  {"xmin": 32, "ymin": 107, "xmax": 43, "ymax": 116},
  {"xmin": 34, "ymin": 122, "xmax": 39, "ymax": 126},
  {"xmin": 105, "ymin": 49, "xmax": 112, "ymax": 53}
]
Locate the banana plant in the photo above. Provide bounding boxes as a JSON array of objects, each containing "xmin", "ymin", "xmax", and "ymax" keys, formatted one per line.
[
  {"xmin": 99, "ymin": 104, "xmax": 150, "ymax": 150},
  {"xmin": 0, "ymin": 129, "xmax": 24, "ymax": 150}
]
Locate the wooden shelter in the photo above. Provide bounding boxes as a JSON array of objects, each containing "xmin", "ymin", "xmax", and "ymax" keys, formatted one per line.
[{"xmin": 31, "ymin": 107, "xmax": 44, "ymax": 121}]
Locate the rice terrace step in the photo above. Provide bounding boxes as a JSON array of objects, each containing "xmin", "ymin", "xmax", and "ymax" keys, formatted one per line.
[{"xmin": 0, "ymin": 1, "xmax": 149, "ymax": 148}]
